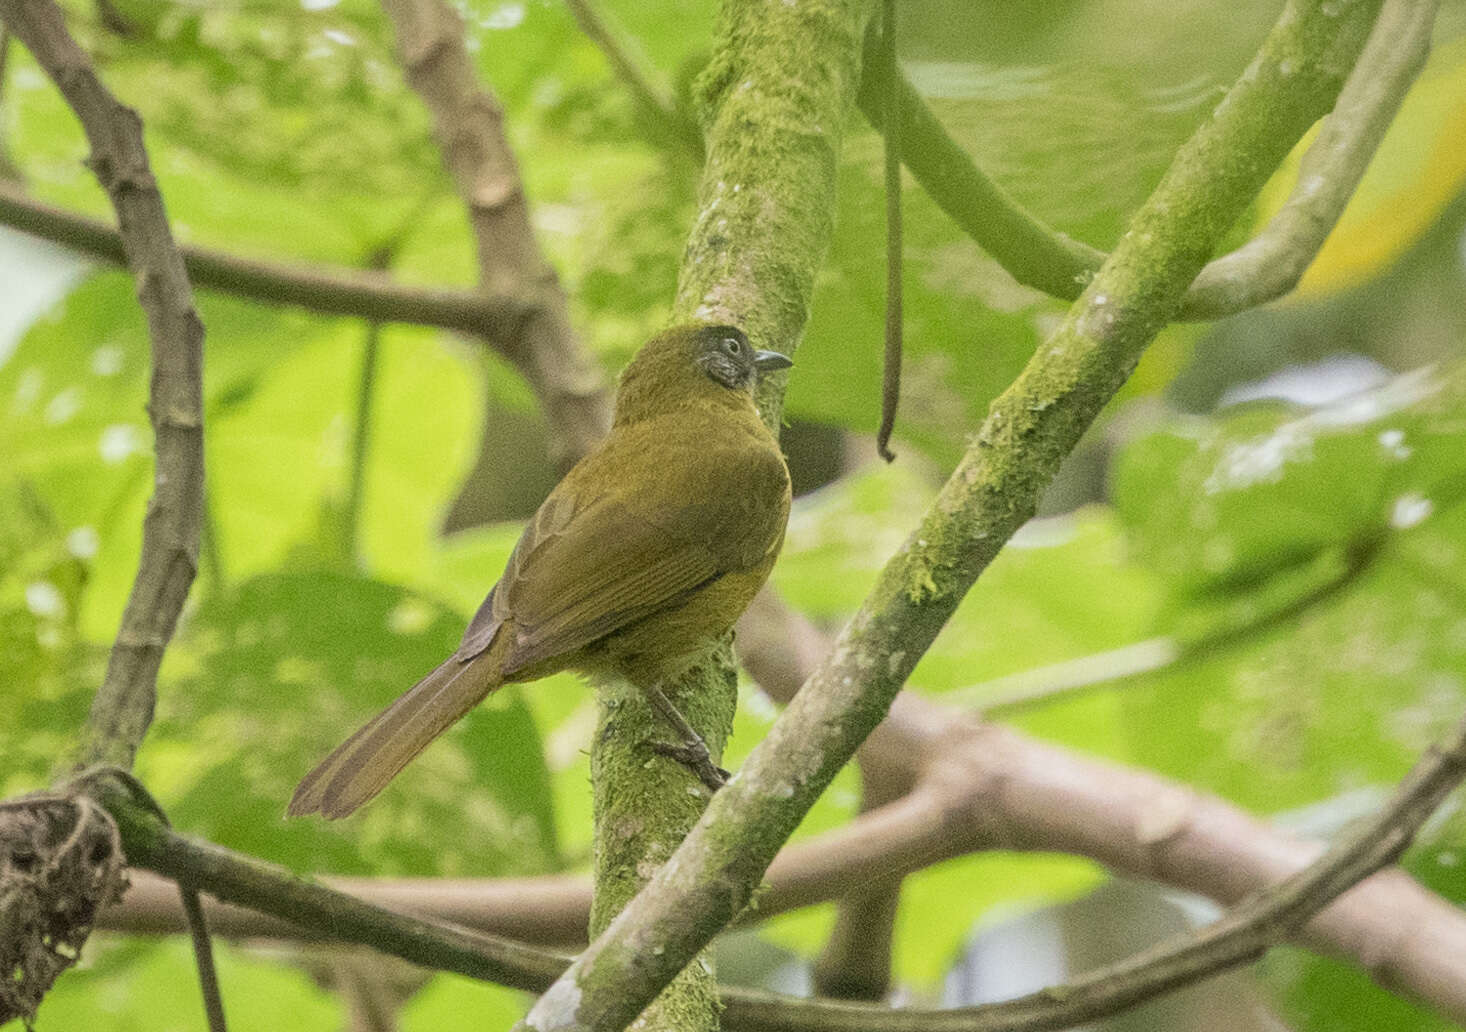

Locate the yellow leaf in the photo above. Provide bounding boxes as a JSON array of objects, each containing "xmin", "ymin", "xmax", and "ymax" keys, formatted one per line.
[{"xmin": 1254, "ymin": 35, "xmax": 1466, "ymax": 297}]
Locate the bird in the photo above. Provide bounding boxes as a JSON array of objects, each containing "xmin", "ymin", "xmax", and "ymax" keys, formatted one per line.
[{"xmin": 289, "ymin": 323, "xmax": 793, "ymax": 819}]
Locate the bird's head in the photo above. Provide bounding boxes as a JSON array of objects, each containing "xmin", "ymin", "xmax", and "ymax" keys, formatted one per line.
[{"xmin": 614, "ymin": 324, "xmax": 792, "ymax": 424}]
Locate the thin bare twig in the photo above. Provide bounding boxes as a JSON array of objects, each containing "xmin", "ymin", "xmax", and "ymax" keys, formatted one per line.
[
  {"xmin": 180, "ymin": 885, "xmax": 229, "ymax": 1032},
  {"xmin": 0, "ymin": 0, "xmax": 205, "ymax": 771},
  {"xmin": 875, "ymin": 7, "xmax": 901, "ymax": 464}
]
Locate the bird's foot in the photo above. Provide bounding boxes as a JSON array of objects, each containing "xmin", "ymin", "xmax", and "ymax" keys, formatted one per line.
[{"xmin": 647, "ymin": 739, "xmax": 729, "ymax": 792}]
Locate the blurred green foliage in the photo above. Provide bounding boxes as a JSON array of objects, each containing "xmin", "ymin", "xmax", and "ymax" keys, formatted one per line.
[{"xmin": 2, "ymin": 0, "xmax": 1466, "ymax": 1028}]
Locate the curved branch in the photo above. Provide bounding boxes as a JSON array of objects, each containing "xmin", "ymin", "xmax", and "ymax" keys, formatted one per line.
[
  {"xmin": 855, "ymin": 38, "xmax": 1102, "ymax": 302},
  {"xmin": 96, "ymin": 704, "xmax": 1466, "ymax": 1032},
  {"xmin": 1181, "ymin": 0, "xmax": 1436, "ymax": 317},
  {"xmin": 722, "ymin": 713, "xmax": 1466, "ymax": 1031},
  {"xmin": 859, "ymin": 0, "xmax": 1435, "ymax": 322},
  {"xmin": 519, "ymin": 1, "xmax": 1385, "ymax": 1028},
  {"xmin": 97, "ymin": 595, "xmax": 1466, "ymax": 1023},
  {"xmin": 97, "ymin": 791, "xmax": 572, "ymax": 992},
  {"xmin": 0, "ymin": 0, "xmax": 205, "ymax": 771}
]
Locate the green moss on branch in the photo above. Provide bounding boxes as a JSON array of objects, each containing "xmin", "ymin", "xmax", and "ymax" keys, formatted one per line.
[
  {"xmin": 672, "ymin": 0, "xmax": 872, "ymax": 429},
  {"xmin": 574, "ymin": 0, "xmax": 874, "ymax": 1029},
  {"xmin": 522, "ymin": 2, "xmax": 1383, "ymax": 1030}
]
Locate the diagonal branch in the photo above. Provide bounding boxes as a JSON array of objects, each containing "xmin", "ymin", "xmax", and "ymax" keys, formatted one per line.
[
  {"xmin": 516, "ymin": 1, "xmax": 1385, "ymax": 1028},
  {"xmin": 0, "ymin": 0, "xmax": 205, "ymax": 1019},
  {"xmin": 91, "ymin": 736, "xmax": 1466, "ymax": 1026},
  {"xmin": 381, "ymin": 0, "xmax": 610, "ymax": 466},
  {"xmin": 0, "ymin": 0, "xmax": 205, "ymax": 772},
  {"xmin": 96, "ymin": 587, "xmax": 1466, "ymax": 1021},
  {"xmin": 93, "ymin": 787, "xmax": 572, "ymax": 992}
]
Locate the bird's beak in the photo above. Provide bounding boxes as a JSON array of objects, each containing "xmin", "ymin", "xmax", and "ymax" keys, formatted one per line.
[{"xmin": 753, "ymin": 350, "xmax": 794, "ymax": 372}]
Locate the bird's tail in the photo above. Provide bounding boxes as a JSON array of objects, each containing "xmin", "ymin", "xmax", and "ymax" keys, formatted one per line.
[{"xmin": 288, "ymin": 650, "xmax": 502, "ymax": 819}]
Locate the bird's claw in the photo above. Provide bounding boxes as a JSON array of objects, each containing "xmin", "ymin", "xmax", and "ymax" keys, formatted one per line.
[{"xmin": 647, "ymin": 740, "xmax": 729, "ymax": 792}]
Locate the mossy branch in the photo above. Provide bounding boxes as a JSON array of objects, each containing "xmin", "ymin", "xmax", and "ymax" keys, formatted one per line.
[
  {"xmin": 515, "ymin": 1, "xmax": 1384, "ymax": 1029},
  {"xmin": 572, "ymin": 0, "xmax": 874, "ymax": 1026},
  {"xmin": 858, "ymin": 0, "xmax": 1433, "ymax": 321}
]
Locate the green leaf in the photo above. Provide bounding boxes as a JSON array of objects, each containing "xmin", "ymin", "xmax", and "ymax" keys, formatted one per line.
[
  {"xmin": 402, "ymin": 972, "xmax": 530, "ymax": 1030},
  {"xmin": 0, "ymin": 481, "xmax": 105, "ymax": 794},
  {"xmin": 36, "ymin": 938, "xmax": 341, "ymax": 1032},
  {"xmin": 148, "ymin": 569, "xmax": 558, "ymax": 875},
  {"xmin": 1113, "ymin": 366, "xmax": 1463, "ymax": 599},
  {"xmin": 1263, "ymin": 947, "xmax": 1457, "ymax": 1032},
  {"xmin": 1111, "ymin": 365, "xmax": 1466, "ymax": 812}
]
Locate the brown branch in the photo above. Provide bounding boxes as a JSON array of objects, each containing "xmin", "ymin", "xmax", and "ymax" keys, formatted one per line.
[
  {"xmin": 0, "ymin": 1, "xmax": 210, "ymax": 1019},
  {"xmin": 739, "ymin": 595, "xmax": 1466, "ymax": 1021},
  {"xmin": 96, "ymin": 585, "xmax": 1466, "ymax": 1021},
  {"xmin": 810, "ymin": 770, "xmax": 905, "ymax": 1002},
  {"xmin": 101, "ymin": 868, "xmax": 595, "ymax": 945},
  {"xmin": 0, "ymin": 0, "xmax": 205, "ymax": 771},
  {"xmin": 0, "ymin": 182, "xmax": 533, "ymax": 340},
  {"xmin": 381, "ymin": 0, "xmax": 610, "ymax": 466},
  {"xmin": 90, "ymin": 703, "xmax": 1466, "ymax": 1032},
  {"xmin": 722, "ymin": 710, "xmax": 1466, "ymax": 1032}
]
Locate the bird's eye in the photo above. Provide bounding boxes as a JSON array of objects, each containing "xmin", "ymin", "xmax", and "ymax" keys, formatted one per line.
[{"xmin": 721, "ymin": 337, "xmax": 742, "ymax": 357}]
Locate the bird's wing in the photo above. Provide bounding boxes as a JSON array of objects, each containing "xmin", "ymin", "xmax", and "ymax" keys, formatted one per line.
[{"xmin": 457, "ymin": 428, "xmax": 788, "ymax": 678}]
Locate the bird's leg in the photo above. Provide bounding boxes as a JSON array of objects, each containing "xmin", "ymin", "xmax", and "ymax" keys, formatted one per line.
[{"xmin": 639, "ymin": 680, "xmax": 729, "ymax": 792}]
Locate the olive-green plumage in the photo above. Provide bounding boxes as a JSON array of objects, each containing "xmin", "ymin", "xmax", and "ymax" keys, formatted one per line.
[{"xmin": 289, "ymin": 324, "xmax": 792, "ymax": 819}]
